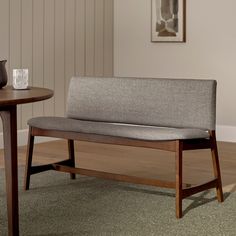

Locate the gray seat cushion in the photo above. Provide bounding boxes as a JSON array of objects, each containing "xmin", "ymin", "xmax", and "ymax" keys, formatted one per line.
[{"xmin": 28, "ymin": 117, "xmax": 209, "ymax": 141}]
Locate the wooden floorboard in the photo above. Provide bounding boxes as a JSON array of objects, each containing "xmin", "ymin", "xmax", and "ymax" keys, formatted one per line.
[{"xmin": 1, "ymin": 140, "xmax": 236, "ymax": 192}]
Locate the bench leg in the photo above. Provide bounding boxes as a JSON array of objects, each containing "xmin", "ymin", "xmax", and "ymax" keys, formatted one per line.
[
  {"xmin": 68, "ymin": 139, "xmax": 76, "ymax": 180},
  {"xmin": 175, "ymin": 140, "xmax": 183, "ymax": 219},
  {"xmin": 24, "ymin": 127, "xmax": 35, "ymax": 191},
  {"xmin": 210, "ymin": 131, "xmax": 224, "ymax": 202}
]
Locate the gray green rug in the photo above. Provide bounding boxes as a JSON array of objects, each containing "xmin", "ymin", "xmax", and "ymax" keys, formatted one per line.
[{"xmin": 0, "ymin": 168, "xmax": 235, "ymax": 236}]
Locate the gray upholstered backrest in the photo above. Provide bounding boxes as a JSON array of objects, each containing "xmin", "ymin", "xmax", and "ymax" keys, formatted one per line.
[{"xmin": 66, "ymin": 77, "xmax": 217, "ymax": 130}]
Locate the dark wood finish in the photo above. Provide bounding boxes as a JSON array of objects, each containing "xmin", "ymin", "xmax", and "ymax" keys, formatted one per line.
[
  {"xmin": 182, "ymin": 138, "xmax": 211, "ymax": 150},
  {"xmin": 0, "ymin": 106, "xmax": 19, "ymax": 236},
  {"xmin": 31, "ymin": 127, "xmax": 177, "ymax": 152},
  {"xmin": 29, "ymin": 160, "xmax": 73, "ymax": 176},
  {"xmin": 0, "ymin": 87, "xmax": 53, "ymax": 236},
  {"xmin": 52, "ymin": 165, "xmax": 176, "ymax": 189},
  {"xmin": 24, "ymin": 128, "xmax": 34, "ymax": 190},
  {"xmin": 68, "ymin": 140, "xmax": 76, "ymax": 180},
  {"xmin": 210, "ymin": 131, "xmax": 224, "ymax": 202},
  {"xmin": 0, "ymin": 86, "xmax": 53, "ymax": 106},
  {"xmin": 25, "ymin": 126, "xmax": 224, "ymax": 219},
  {"xmin": 24, "ymin": 161, "xmax": 191, "ymax": 189},
  {"xmin": 182, "ymin": 179, "xmax": 218, "ymax": 199},
  {"xmin": 175, "ymin": 140, "xmax": 183, "ymax": 219}
]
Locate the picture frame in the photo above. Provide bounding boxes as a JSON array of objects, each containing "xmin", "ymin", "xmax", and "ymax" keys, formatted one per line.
[{"xmin": 151, "ymin": 0, "xmax": 186, "ymax": 42}]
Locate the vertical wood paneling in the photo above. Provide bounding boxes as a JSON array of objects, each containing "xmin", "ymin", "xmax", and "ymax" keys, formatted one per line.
[
  {"xmin": 0, "ymin": 0, "xmax": 114, "ymax": 133},
  {"xmin": 54, "ymin": 0, "xmax": 65, "ymax": 116},
  {"xmin": 9, "ymin": 0, "xmax": 22, "ymax": 129},
  {"xmin": 104, "ymin": 0, "xmax": 114, "ymax": 76},
  {"xmin": 65, "ymin": 0, "xmax": 75, "ymax": 109},
  {"xmin": 21, "ymin": 0, "xmax": 33, "ymax": 129},
  {"xmin": 44, "ymin": 0, "xmax": 55, "ymax": 116},
  {"xmin": 0, "ymin": 0, "xmax": 10, "ymax": 132},
  {"xmin": 85, "ymin": 0, "xmax": 95, "ymax": 76},
  {"xmin": 32, "ymin": 0, "xmax": 44, "ymax": 117},
  {"xmin": 95, "ymin": 0, "xmax": 104, "ymax": 76},
  {"xmin": 75, "ymin": 0, "xmax": 85, "ymax": 76},
  {"xmin": 0, "ymin": 0, "xmax": 9, "ymax": 62}
]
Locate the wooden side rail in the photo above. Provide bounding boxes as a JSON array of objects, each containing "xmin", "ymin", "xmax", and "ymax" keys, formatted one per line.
[
  {"xmin": 53, "ymin": 165, "xmax": 176, "ymax": 189},
  {"xmin": 182, "ymin": 179, "xmax": 218, "ymax": 199},
  {"xmin": 53, "ymin": 164, "xmax": 219, "ymax": 196},
  {"xmin": 30, "ymin": 160, "xmax": 74, "ymax": 175},
  {"xmin": 31, "ymin": 128, "xmax": 213, "ymax": 152}
]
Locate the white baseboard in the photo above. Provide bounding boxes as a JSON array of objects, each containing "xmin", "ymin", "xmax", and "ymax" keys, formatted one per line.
[
  {"xmin": 0, "ymin": 125, "xmax": 236, "ymax": 149},
  {"xmin": 216, "ymin": 125, "xmax": 236, "ymax": 142},
  {"xmin": 0, "ymin": 129, "xmax": 58, "ymax": 149}
]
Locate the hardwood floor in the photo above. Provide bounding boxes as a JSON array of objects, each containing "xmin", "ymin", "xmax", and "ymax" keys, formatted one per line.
[{"xmin": 1, "ymin": 140, "xmax": 236, "ymax": 192}]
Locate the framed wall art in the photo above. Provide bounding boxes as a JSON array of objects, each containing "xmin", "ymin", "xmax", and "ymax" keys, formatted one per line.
[{"xmin": 151, "ymin": 0, "xmax": 186, "ymax": 42}]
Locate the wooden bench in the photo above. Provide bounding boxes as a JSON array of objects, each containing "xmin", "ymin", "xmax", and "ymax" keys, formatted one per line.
[{"xmin": 24, "ymin": 77, "xmax": 224, "ymax": 218}]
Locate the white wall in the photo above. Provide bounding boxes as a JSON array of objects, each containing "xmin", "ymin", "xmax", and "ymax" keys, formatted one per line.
[{"xmin": 114, "ymin": 0, "xmax": 236, "ymax": 141}]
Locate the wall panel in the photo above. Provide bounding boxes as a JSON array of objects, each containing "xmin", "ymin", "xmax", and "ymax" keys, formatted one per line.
[
  {"xmin": 44, "ymin": 0, "xmax": 55, "ymax": 116},
  {"xmin": 0, "ymin": 0, "xmax": 113, "ymax": 132},
  {"xmin": 32, "ymin": 0, "xmax": 44, "ymax": 117},
  {"xmin": 85, "ymin": 0, "xmax": 95, "ymax": 76},
  {"xmin": 65, "ymin": 0, "xmax": 76, "ymax": 109},
  {"xmin": 54, "ymin": 0, "xmax": 65, "ymax": 117},
  {"xmin": 95, "ymin": 0, "xmax": 104, "ymax": 76},
  {"xmin": 75, "ymin": 0, "xmax": 86, "ymax": 76},
  {"xmin": 0, "ymin": 0, "xmax": 9, "ymax": 63},
  {"xmin": 9, "ymin": 0, "xmax": 22, "ymax": 128},
  {"xmin": 21, "ymin": 0, "xmax": 33, "ymax": 129},
  {"xmin": 104, "ymin": 0, "xmax": 114, "ymax": 76},
  {"xmin": 0, "ymin": 0, "xmax": 10, "ymax": 132}
]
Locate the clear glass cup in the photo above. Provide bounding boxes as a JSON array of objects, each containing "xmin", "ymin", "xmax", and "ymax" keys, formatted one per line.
[{"xmin": 13, "ymin": 69, "xmax": 29, "ymax": 89}]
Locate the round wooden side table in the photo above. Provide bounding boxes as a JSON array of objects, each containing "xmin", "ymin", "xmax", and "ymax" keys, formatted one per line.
[{"xmin": 0, "ymin": 86, "xmax": 53, "ymax": 236}]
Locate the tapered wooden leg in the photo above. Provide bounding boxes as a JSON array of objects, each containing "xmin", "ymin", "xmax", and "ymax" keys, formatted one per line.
[
  {"xmin": 175, "ymin": 140, "xmax": 183, "ymax": 219},
  {"xmin": 68, "ymin": 139, "xmax": 76, "ymax": 179},
  {"xmin": 24, "ymin": 127, "xmax": 35, "ymax": 191},
  {"xmin": 210, "ymin": 131, "xmax": 224, "ymax": 202},
  {"xmin": 0, "ymin": 106, "xmax": 19, "ymax": 236}
]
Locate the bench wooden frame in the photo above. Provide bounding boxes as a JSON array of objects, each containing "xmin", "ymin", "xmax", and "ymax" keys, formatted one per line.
[{"xmin": 24, "ymin": 126, "xmax": 223, "ymax": 219}]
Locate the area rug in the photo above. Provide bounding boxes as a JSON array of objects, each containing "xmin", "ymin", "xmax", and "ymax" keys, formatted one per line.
[{"xmin": 0, "ymin": 168, "xmax": 235, "ymax": 236}]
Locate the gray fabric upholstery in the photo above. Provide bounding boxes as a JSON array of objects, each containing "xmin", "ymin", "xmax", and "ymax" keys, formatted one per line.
[
  {"xmin": 66, "ymin": 77, "xmax": 216, "ymax": 130},
  {"xmin": 28, "ymin": 117, "xmax": 209, "ymax": 141}
]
